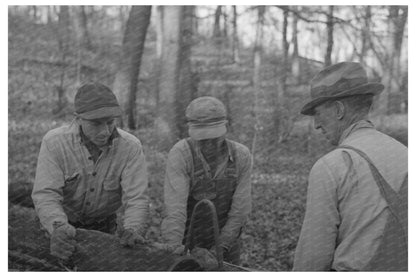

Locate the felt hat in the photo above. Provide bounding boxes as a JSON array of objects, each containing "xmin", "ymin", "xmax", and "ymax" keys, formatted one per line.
[{"xmin": 300, "ymin": 62, "xmax": 384, "ymax": 115}]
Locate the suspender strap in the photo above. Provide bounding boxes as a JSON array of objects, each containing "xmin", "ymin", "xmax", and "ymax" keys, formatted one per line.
[{"xmin": 338, "ymin": 145, "xmax": 407, "ymax": 239}]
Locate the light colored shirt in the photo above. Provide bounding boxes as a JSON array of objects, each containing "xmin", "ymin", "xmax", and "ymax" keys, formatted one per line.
[
  {"xmin": 32, "ymin": 121, "xmax": 149, "ymax": 235},
  {"xmin": 161, "ymin": 138, "xmax": 252, "ymax": 248},
  {"xmin": 293, "ymin": 120, "xmax": 408, "ymax": 271}
]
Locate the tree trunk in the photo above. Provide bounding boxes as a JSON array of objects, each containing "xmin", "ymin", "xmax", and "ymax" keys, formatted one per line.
[
  {"xmin": 157, "ymin": 6, "xmax": 183, "ymax": 145},
  {"xmin": 274, "ymin": 6, "xmax": 293, "ymax": 143},
  {"xmin": 154, "ymin": 6, "xmax": 164, "ymax": 111},
  {"xmin": 324, "ymin": 5, "xmax": 334, "ymax": 66},
  {"xmin": 291, "ymin": 6, "xmax": 300, "ymax": 82},
  {"xmin": 58, "ymin": 6, "xmax": 71, "ymax": 52},
  {"xmin": 251, "ymin": 6, "xmax": 265, "ymax": 157},
  {"xmin": 176, "ymin": 6, "xmax": 195, "ymax": 139},
  {"xmin": 112, "ymin": 6, "xmax": 152, "ymax": 129},
  {"xmin": 32, "ymin": 6, "xmax": 37, "ymax": 21},
  {"xmin": 359, "ymin": 6, "xmax": 372, "ymax": 64},
  {"xmin": 231, "ymin": 6, "xmax": 240, "ymax": 63},
  {"xmin": 78, "ymin": 6, "xmax": 92, "ymax": 50},
  {"xmin": 379, "ymin": 6, "xmax": 407, "ymax": 115},
  {"xmin": 47, "ymin": 6, "xmax": 52, "ymax": 24},
  {"xmin": 281, "ymin": 7, "xmax": 289, "ymax": 95},
  {"xmin": 72, "ymin": 7, "xmax": 86, "ymax": 86},
  {"xmin": 222, "ymin": 7, "xmax": 228, "ymax": 40},
  {"xmin": 54, "ymin": 5, "xmax": 71, "ymax": 114},
  {"xmin": 213, "ymin": 6, "xmax": 222, "ymax": 42}
]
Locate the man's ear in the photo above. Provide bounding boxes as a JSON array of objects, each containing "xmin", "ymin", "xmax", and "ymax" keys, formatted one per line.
[{"xmin": 334, "ymin": 101, "xmax": 345, "ymax": 120}]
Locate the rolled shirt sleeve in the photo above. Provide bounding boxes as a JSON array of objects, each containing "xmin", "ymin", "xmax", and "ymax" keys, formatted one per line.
[
  {"xmin": 220, "ymin": 149, "xmax": 253, "ymax": 249},
  {"xmin": 32, "ymin": 137, "xmax": 68, "ymax": 234},
  {"xmin": 293, "ymin": 158, "xmax": 340, "ymax": 271},
  {"xmin": 121, "ymin": 143, "xmax": 149, "ymax": 236},
  {"xmin": 161, "ymin": 145, "xmax": 190, "ymax": 245}
]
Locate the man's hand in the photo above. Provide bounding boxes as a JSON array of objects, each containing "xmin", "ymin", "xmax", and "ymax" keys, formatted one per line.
[
  {"xmin": 50, "ymin": 222, "xmax": 77, "ymax": 261},
  {"xmin": 191, "ymin": 247, "xmax": 218, "ymax": 270},
  {"xmin": 119, "ymin": 229, "xmax": 145, "ymax": 247},
  {"xmin": 153, "ymin": 242, "xmax": 184, "ymax": 254}
]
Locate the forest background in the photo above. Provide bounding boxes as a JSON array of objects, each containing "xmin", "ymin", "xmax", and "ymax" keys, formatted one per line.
[{"xmin": 7, "ymin": 4, "xmax": 408, "ymax": 271}]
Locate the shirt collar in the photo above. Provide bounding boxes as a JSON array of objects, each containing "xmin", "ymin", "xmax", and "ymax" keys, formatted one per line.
[
  {"xmin": 339, "ymin": 119, "xmax": 375, "ymax": 144},
  {"xmin": 78, "ymin": 124, "xmax": 120, "ymax": 148}
]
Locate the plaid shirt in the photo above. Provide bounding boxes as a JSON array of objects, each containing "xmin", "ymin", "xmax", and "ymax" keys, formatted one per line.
[
  {"xmin": 293, "ymin": 120, "xmax": 408, "ymax": 271},
  {"xmin": 32, "ymin": 121, "xmax": 149, "ymax": 235}
]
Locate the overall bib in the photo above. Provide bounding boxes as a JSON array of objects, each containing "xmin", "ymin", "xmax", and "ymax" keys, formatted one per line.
[
  {"xmin": 183, "ymin": 138, "xmax": 241, "ymax": 264},
  {"xmin": 339, "ymin": 145, "xmax": 407, "ymax": 271}
]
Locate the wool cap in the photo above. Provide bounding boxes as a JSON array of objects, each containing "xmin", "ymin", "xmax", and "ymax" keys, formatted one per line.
[
  {"xmin": 185, "ymin": 96, "xmax": 227, "ymax": 140},
  {"xmin": 74, "ymin": 82, "xmax": 122, "ymax": 120}
]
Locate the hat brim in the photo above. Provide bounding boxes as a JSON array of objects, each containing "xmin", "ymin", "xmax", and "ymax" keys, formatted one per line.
[
  {"xmin": 300, "ymin": 83, "xmax": 384, "ymax": 116},
  {"xmin": 189, "ymin": 122, "xmax": 227, "ymax": 140},
  {"xmin": 78, "ymin": 106, "xmax": 122, "ymax": 120}
]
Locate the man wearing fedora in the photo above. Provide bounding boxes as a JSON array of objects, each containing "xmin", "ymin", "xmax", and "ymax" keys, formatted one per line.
[
  {"xmin": 32, "ymin": 82, "xmax": 149, "ymax": 261},
  {"xmin": 293, "ymin": 62, "xmax": 407, "ymax": 271},
  {"xmin": 160, "ymin": 96, "xmax": 252, "ymax": 265}
]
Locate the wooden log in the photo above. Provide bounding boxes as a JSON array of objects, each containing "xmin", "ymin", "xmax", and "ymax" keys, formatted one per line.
[{"xmin": 8, "ymin": 204, "xmax": 244, "ymax": 271}]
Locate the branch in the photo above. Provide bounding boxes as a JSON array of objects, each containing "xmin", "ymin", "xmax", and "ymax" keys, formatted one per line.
[
  {"xmin": 368, "ymin": 35, "xmax": 386, "ymax": 67},
  {"xmin": 338, "ymin": 23, "xmax": 362, "ymax": 60},
  {"xmin": 276, "ymin": 6, "xmax": 328, "ymax": 24}
]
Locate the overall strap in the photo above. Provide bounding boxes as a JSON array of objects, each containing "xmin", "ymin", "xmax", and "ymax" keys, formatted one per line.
[
  {"xmin": 185, "ymin": 138, "xmax": 237, "ymax": 179},
  {"xmin": 185, "ymin": 138, "xmax": 210, "ymax": 180},
  {"xmin": 224, "ymin": 140, "xmax": 238, "ymax": 177},
  {"xmin": 338, "ymin": 145, "xmax": 408, "ymax": 239}
]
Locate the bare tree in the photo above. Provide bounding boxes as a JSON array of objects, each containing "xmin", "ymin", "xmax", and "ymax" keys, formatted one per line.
[
  {"xmin": 231, "ymin": 6, "xmax": 240, "ymax": 63},
  {"xmin": 273, "ymin": 6, "xmax": 294, "ymax": 143},
  {"xmin": 251, "ymin": 6, "xmax": 265, "ymax": 156},
  {"xmin": 154, "ymin": 6, "xmax": 164, "ymax": 109},
  {"xmin": 378, "ymin": 6, "xmax": 408, "ymax": 115},
  {"xmin": 325, "ymin": 5, "xmax": 334, "ymax": 66},
  {"xmin": 157, "ymin": 6, "xmax": 183, "ymax": 142},
  {"xmin": 222, "ymin": 6, "xmax": 228, "ymax": 39},
  {"xmin": 176, "ymin": 6, "xmax": 195, "ymax": 138},
  {"xmin": 112, "ymin": 6, "xmax": 152, "ymax": 129},
  {"xmin": 359, "ymin": 6, "xmax": 372, "ymax": 64},
  {"xmin": 52, "ymin": 5, "xmax": 71, "ymax": 115},
  {"xmin": 78, "ymin": 7, "xmax": 92, "ymax": 50},
  {"xmin": 291, "ymin": 6, "xmax": 300, "ymax": 81},
  {"xmin": 213, "ymin": 6, "xmax": 222, "ymax": 42}
]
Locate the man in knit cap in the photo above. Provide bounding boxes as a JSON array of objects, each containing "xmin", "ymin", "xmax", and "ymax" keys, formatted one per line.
[
  {"xmin": 293, "ymin": 62, "xmax": 407, "ymax": 271},
  {"xmin": 161, "ymin": 96, "xmax": 253, "ymax": 265},
  {"xmin": 32, "ymin": 82, "xmax": 149, "ymax": 261}
]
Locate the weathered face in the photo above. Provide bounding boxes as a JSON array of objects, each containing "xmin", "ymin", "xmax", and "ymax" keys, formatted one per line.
[
  {"xmin": 312, "ymin": 103, "xmax": 341, "ymax": 145},
  {"xmin": 197, "ymin": 135, "xmax": 226, "ymax": 158},
  {"xmin": 79, "ymin": 117, "xmax": 116, "ymax": 147}
]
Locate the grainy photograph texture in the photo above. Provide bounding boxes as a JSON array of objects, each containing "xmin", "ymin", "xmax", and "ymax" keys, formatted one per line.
[{"xmin": 8, "ymin": 5, "xmax": 408, "ymax": 271}]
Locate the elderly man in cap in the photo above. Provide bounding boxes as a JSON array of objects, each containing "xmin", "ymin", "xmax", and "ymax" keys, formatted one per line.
[
  {"xmin": 160, "ymin": 96, "xmax": 252, "ymax": 265},
  {"xmin": 32, "ymin": 82, "xmax": 149, "ymax": 261},
  {"xmin": 293, "ymin": 62, "xmax": 407, "ymax": 271}
]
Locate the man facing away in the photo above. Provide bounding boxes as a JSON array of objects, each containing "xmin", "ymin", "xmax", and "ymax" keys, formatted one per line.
[
  {"xmin": 293, "ymin": 62, "xmax": 407, "ymax": 271},
  {"xmin": 32, "ymin": 82, "xmax": 149, "ymax": 261},
  {"xmin": 161, "ymin": 96, "xmax": 252, "ymax": 265}
]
